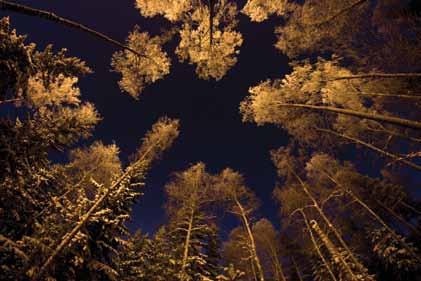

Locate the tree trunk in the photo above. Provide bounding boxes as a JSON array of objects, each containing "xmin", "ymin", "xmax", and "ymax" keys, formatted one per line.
[
  {"xmin": 323, "ymin": 172, "xmax": 421, "ymax": 262},
  {"xmin": 299, "ymin": 209, "xmax": 337, "ymax": 281},
  {"xmin": 306, "ymin": 0, "xmax": 369, "ymax": 26},
  {"xmin": 291, "ymin": 257, "xmax": 304, "ymax": 281},
  {"xmin": 367, "ymin": 127, "xmax": 421, "ymax": 143},
  {"xmin": 276, "ymin": 103, "xmax": 421, "ymax": 130},
  {"xmin": 399, "ymin": 201, "xmax": 421, "ymax": 216},
  {"xmin": 181, "ymin": 207, "xmax": 195, "ymax": 279},
  {"xmin": 376, "ymin": 200, "xmax": 421, "ymax": 238},
  {"xmin": 354, "ymin": 92, "xmax": 421, "ymax": 100},
  {"xmin": 268, "ymin": 244, "xmax": 287, "ymax": 281},
  {"xmin": 208, "ymin": 0, "xmax": 214, "ymax": 48},
  {"xmin": 317, "ymin": 128, "xmax": 421, "ymax": 171},
  {"xmin": 310, "ymin": 220, "xmax": 359, "ymax": 281},
  {"xmin": 332, "ymin": 73, "xmax": 421, "ymax": 81},
  {"xmin": 286, "ymin": 163, "xmax": 364, "ymax": 271},
  {"xmin": 0, "ymin": 0, "xmax": 143, "ymax": 57},
  {"xmin": 0, "ymin": 98, "xmax": 23, "ymax": 105},
  {"xmin": 348, "ymin": 191, "xmax": 421, "ymax": 261},
  {"xmin": 234, "ymin": 197, "xmax": 265, "ymax": 281}
]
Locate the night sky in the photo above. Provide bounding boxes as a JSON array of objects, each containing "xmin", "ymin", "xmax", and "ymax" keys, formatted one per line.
[{"xmin": 1, "ymin": 0, "xmax": 292, "ymax": 235}]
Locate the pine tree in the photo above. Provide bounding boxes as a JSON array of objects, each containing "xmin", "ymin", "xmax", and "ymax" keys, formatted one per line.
[
  {"xmin": 164, "ymin": 162, "xmax": 222, "ymax": 281},
  {"xmin": 216, "ymin": 168, "xmax": 265, "ymax": 281}
]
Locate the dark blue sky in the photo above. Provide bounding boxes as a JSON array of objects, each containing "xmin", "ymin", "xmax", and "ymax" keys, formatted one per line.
[{"xmin": 1, "ymin": 0, "xmax": 291, "ymax": 234}]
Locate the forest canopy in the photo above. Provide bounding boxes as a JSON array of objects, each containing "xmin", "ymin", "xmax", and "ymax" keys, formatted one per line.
[{"xmin": 0, "ymin": 0, "xmax": 420, "ymax": 281}]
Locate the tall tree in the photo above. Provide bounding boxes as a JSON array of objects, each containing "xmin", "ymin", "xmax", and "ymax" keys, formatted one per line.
[
  {"xmin": 164, "ymin": 162, "xmax": 221, "ymax": 281},
  {"xmin": 222, "ymin": 226, "xmax": 257, "ymax": 281},
  {"xmin": 217, "ymin": 168, "xmax": 265, "ymax": 281},
  {"xmin": 252, "ymin": 218, "xmax": 287, "ymax": 281},
  {"xmin": 136, "ymin": 0, "xmax": 243, "ymax": 80},
  {"xmin": 272, "ymin": 148, "xmax": 375, "ymax": 281},
  {"xmin": 240, "ymin": 58, "xmax": 421, "ymax": 171},
  {"xmin": 242, "ymin": 0, "xmax": 421, "ymax": 72}
]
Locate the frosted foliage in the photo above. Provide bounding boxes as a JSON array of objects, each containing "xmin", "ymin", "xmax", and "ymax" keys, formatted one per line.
[
  {"xmin": 27, "ymin": 73, "xmax": 81, "ymax": 108},
  {"xmin": 242, "ymin": 0, "xmax": 291, "ymax": 22},
  {"xmin": 240, "ymin": 58, "xmax": 383, "ymax": 134},
  {"xmin": 274, "ymin": 0, "xmax": 368, "ymax": 58},
  {"xmin": 175, "ymin": 5, "xmax": 243, "ymax": 80},
  {"xmin": 240, "ymin": 80, "xmax": 283, "ymax": 125},
  {"xmin": 38, "ymin": 102, "xmax": 99, "ymax": 128},
  {"xmin": 273, "ymin": 185, "xmax": 309, "ymax": 218},
  {"xmin": 137, "ymin": 117, "xmax": 180, "ymax": 163},
  {"xmin": 67, "ymin": 141, "xmax": 122, "ymax": 188},
  {"xmin": 111, "ymin": 27, "xmax": 170, "ymax": 99},
  {"xmin": 252, "ymin": 218, "xmax": 277, "ymax": 243},
  {"xmin": 305, "ymin": 153, "xmax": 339, "ymax": 177},
  {"xmin": 165, "ymin": 162, "xmax": 208, "ymax": 204},
  {"xmin": 370, "ymin": 227, "xmax": 420, "ymax": 273},
  {"xmin": 33, "ymin": 102, "xmax": 100, "ymax": 145},
  {"xmin": 222, "ymin": 227, "xmax": 253, "ymax": 280},
  {"xmin": 135, "ymin": 0, "xmax": 192, "ymax": 22}
]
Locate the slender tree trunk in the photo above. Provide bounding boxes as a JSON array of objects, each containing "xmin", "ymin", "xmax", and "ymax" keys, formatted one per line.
[
  {"xmin": 0, "ymin": 98, "xmax": 23, "ymax": 105},
  {"xmin": 291, "ymin": 257, "xmax": 304, "ymax": 281},
  {"xmin": 317, "ymin": 128, "xmax": 421, "ymax": 171},
  {"xmin": 310, "ymin": 220, "xmax": 359, "ymax": 281},
  {"xmin": 355, "ymin": 92, "xmax": 421, "ymax": 100},
  {"xmin": 276, "ymin": 103, "xmax": 421, "ymax": 130},
  {"xmin": 399, "ymin": 201, "xmax": 421, "ymax": 216},
  {"xmin": 376, "ymin": 200, "xmax": 421, "ymax": 238},
  {"xmin": 323, "ymin": 172, "xmax": 421, "ymax": 262},
  {"xmin": 332, "ymin": 73, "xmax": 421, "ymax": 81},
  {"xmin": 367, "ymin": 127, "xmax": 421, "ymax": 143},
  {"xmin": 299, "ymin": 209, "xmax": 338, "ymax": 281},
  {"xmin": 305, "ymin": 0, "xmax": 369, "ymax": 26},
  {"xmin": 286, "ymin": 163, "xmax": 364, "ymax": 271},
  {"xmin": 267, "ymin": 243, "xmax": 287, "ymax": 281},
  {"xmin": 348, "ymin": 191, "xmax": 421, "ymax": 261},
  {"xmin": 234, "ymin": 197, "xmax": 265, "ymax": 281},
  {"xmin": 208, "ymin": 0, "xmax": 214, "ymax": 48},
  {"xmin": 181, "ymin": 207, "xmax": 195, "ymax": 279},
  {"xmin": 0, "ymin": 0, "xmax": 144, "ymax": 57},
  {"xmin": 250, "ymin": 254, "xmax": 258, "ymax": 281}
]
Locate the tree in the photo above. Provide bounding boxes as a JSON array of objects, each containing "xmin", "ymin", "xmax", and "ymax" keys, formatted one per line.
[
  {"xmin": 222, "ymin": 226, "xmax": 258, "ymax": 281},
  {"xmin": 136, "ymin": 0, "xmax": 243, "ymax": 80},
  {"xmin": 241, "ymin": 0, "xmax": 293, "ymax": 23},
  {"xmin": 114, "ymin": 227, "xmax": 182, "ymax": 281},
  {"xmin": 34, "ymin": 117, "xmax": 179, "ymax": 280},
  {"xmin": 252, "ymin": 218, "xmax": 287, "ymax": 281},
  {"xmin": 271, "ymin": 148, "xmax": 374, "ymax": 281},
  {"xmin": 164, "ymin": 162, "xmax": 221, "ymax": 281},
  {"xmin": 240, "ymin": 58, "xmax": 421, "ymax": 171},
  {"xmin": 305, "ymin": 153, "xmax": 421, "ymax": 279},
  {"xmin": 0, "ymin": 15, "xmax": 99, "ymax": 243},
  {"xmin": 111, "ymin": 27, "xmax": 171, "ymax": 99},
  {"xmin": 243, "ymin": 0, "xmax": 421, "ymax": 72},
  {"xmin": 217, "ymin": 168, "xmax": 265, "ymax": 281},
  {"xmin": 57, "ymin": 141, "xmax": 122, "ymax": 199}
]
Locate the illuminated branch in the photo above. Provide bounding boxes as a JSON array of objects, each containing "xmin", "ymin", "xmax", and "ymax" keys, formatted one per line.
[
  {"xmin": 331, "ymin": 73, "xmax": 421, "ymax": 81},
  {"xmin": 316, "ymin": 128, "xmax": 421, "ymax": 171},
  {"xmin": 276, "ymin": 103, "xmax": 421, "ymax": 130},
  {"xmin": 0, "ymin": 0, "xmax": 146, "ymax": 57}
]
